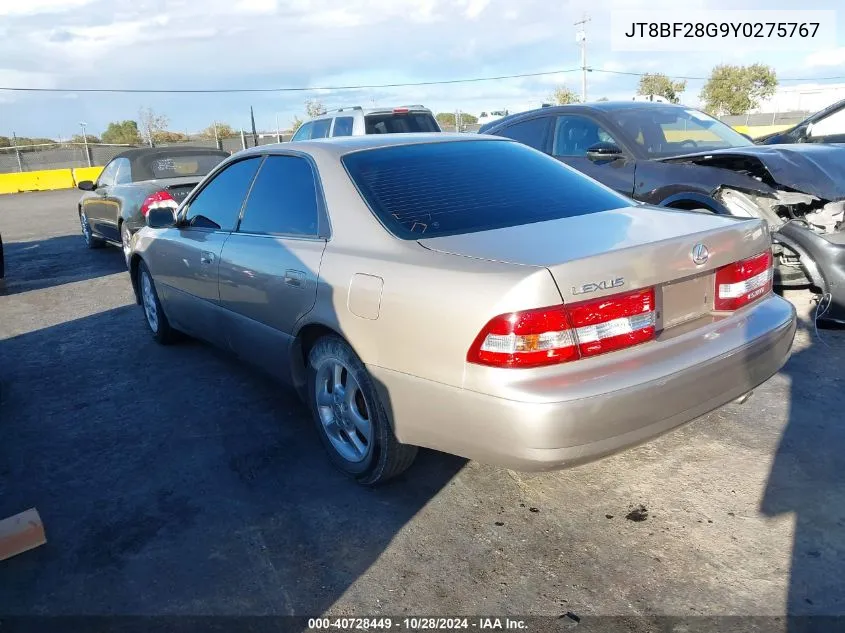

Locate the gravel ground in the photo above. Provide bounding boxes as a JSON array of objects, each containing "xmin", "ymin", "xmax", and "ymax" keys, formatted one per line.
[{"xmin": 1, "ymin": 190, "xmax": 844, "ymax": 629}]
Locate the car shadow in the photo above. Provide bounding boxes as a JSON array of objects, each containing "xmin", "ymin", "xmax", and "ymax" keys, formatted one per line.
[
  {"xmin": 0, "ymin": 304, "xmax": 466, "ymax": 623},
  {"xmin": 1, "ymin": 235, "xmax": 126, "ymax": 295},
  {"xmin": 761, "ymin": 324, "xmax": 845, "ymax": 630}
]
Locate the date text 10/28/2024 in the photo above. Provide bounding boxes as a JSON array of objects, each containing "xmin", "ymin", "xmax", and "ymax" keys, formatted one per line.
[{"xmin": 307, "ymin": 618, "xmax": 529, "ymax": 631}]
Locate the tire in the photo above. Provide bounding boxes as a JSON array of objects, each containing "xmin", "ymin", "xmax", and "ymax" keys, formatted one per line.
[
  {"xmin": 79, "ymin": 209, "xmax": 105, "ymax": 249},
  {"xmin": 120, "ymin": 222, "xmax": 132, "ymax": 268},
  {"xmin": 137, "ymin": 261, "xmax": 177, "ymax": 344},
  {"xmin": 307, "ymin": 335, "xmax": 417, "ymax": 485}
]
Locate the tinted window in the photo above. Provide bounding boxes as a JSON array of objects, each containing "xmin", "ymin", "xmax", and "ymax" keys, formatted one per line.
[
  {"xmin": 291, "ymin": 122, "xmax": 313, "ymax": 141},
  {"xmin": 239, "ymin": 156, "xmax": 319, "ymax": 236},
  {"xmin": 364, "ymin": 113, "xmax": 439, "ymax": 134},
  {"xmin": 113, "ymin": 158, "xmax": 132, "ymax": 185},
  {"xmin": 497, "ymin": 117, "xmax": 550, "ymax": 151},
  {"xmin": 343, "ymin": 140, "xmax": 630, "ymax": 240},
  {"xmin": 185, "ymin": 157, "xmax": 261, "ymax": 230},
  {"xmin": 96, "ymin": 160, "xmax": 120, "ymax": 187},
  {"xmin": 141, "ymin": 153, "xmax": 227, "ymax": 179},
  {"xmin": 311, "ymin": 119, "xmax": 332, "ymax": 139},
  {"xmin": 553, "ymin": 115, "xmax": 620, "ymax": 157},
  {"xmin": 332, "ymin": 116, "xmax": 354, "ymax": 137}
]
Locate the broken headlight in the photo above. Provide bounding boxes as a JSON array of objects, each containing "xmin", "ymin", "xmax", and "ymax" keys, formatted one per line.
[{"xmin": 715, "ymin": 187, "xmax": 781, "ymax": 226}]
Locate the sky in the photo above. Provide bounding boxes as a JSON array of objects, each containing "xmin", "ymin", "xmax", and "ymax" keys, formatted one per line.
[{"xmin": 0, "ymin": 0, "xmax": 843, "ymax": 138}]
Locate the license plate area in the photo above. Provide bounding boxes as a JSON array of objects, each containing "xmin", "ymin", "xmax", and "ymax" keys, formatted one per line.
[{"xmin": 657, "ymin": 273, "xmax": 714, "ymax": 330}]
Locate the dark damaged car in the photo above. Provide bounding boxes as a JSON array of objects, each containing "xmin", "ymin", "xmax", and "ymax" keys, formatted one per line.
[{"xmin": 481, "ymin": 102, "xmax": 845, "ymax": 323}]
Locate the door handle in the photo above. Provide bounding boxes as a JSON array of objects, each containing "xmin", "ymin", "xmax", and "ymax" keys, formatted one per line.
[
  {"xmin": 200, "ymin": 251, "xmax": 215, "ymax": 265},
  {"xmin": 284, "ymin": 269, "xmax": 306, "ymax": 288}
]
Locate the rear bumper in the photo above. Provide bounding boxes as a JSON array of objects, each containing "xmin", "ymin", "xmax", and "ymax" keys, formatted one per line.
[{"xmin": 370, "ymin": 295, "xmax": 796, "ymax": 471}]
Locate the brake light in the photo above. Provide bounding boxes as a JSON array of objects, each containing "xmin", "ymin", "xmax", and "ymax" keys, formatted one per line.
[
  {"xmin": 140, "ymin": 190, "xmax": 177, "ymax": 217},
  {"xmin": 714, "ymin": 251, "xmax": 773, "ymax": 311},
  {"xmin": 467, "ymin": 288, "xmax": 656, "ymax": 368},
  {"xmin": 393, "ymin": 107, "xmax": 409, "ymax": 114}
]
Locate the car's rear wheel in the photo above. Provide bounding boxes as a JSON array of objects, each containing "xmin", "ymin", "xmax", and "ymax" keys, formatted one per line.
[
  {"xmin": 120, "ymin": 222, "xmax": 132, "ymax": 267},
  {"xmin": 137, "ymin": 261, "xmax": 177, "ymax": 344},
  {"xmin": 80, "ymin": 210, "xmax": 105, "ymax": 249},
  {"xmin": 307, "ymin": 335, "xmax": 417, "ymax": 485}
]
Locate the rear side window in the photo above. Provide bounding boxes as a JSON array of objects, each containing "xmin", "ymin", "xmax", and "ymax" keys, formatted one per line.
[
  {"xmin": 365, "ymin": 113, "xmax": 439, "ymax": 134},
  {"xmin": 343, "ymin": 140, "xmax": 631, "ymax": 240},
  {"xmin": 496, "ymin": 117, "xmax": 550, "ymax": 151},
  {"xmin": 332, "ymin": 117, "xmax": 354, "ymax": 137},
  {"xmin": 238, "ymin": 156, "xmax": 319, "ymax": 236},
  {"xmin": 291, "ymin": 122, "xmax": 313, "ymax": 141},
  {"xmin": 185, "ymin": 157, "xmax": 262, "ymax": 231},
  {"xmin": 311, "ymin": 119, "xmax": 332, "ymax": 139}
]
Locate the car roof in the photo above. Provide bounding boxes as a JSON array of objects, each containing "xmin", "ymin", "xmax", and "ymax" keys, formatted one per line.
[
  {"xmin": 306, "ymin": 106, "xmax": 434, "ymax": 121},
  {"xmin": 480, "ymin": 101, "xmax": 694, "ymax": 131},
  {"xmin": 236, "ymin": 133, "xmax": 504, "ymax": 158}
]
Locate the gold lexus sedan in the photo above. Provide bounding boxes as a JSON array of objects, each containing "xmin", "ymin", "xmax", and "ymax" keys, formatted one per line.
[{"xmin": 128, "ymin": 134, "xmax": 797, "ymax": 484}]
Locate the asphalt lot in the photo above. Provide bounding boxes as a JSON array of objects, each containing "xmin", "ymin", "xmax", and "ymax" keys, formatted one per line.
[{"xmin": 1, "ymin": 190, "xmax": 844, "ymax": 626}]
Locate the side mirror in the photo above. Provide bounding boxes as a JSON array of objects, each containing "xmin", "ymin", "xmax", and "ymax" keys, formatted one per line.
[
  {"xmin": 586, "ymin": 142, "xmax": 623, "ymax": 161},
  {"xmin": 77, "ymin": 180, "xmax": 95, "ymax": 191},
  {"xmin": 804, "ymin": 122, "xmax": 815, "ymax": 139},
  {"xmin": 146, "ymin": 207, "xmax": 177, "ymax": 229}
]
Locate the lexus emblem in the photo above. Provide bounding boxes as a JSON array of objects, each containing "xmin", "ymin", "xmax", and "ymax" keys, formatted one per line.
[{"xmin": 691, "ymin": 243, "xmax": 710, "ymax": 265}]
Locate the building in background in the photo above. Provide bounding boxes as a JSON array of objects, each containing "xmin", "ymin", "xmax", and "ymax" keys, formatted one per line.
[{"xmin": 754, "ymin": 83, "xmax": 845, "ymax": 115}]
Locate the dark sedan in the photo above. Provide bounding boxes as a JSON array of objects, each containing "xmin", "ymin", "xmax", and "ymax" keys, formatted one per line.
[
  {"xmin": 481, "ymin": 102, "xmax": 845, "ymax": 323},
  {"xmin": 77, "ymin": 146, "xmax": 229, "ymax": 263}
]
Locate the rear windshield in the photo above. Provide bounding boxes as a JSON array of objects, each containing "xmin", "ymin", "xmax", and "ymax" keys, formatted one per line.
[
  {"xmin": 364, "ymin": 112, "xmax": 440, "ymax": 134},
  {"xmin": 342, "ymin": 140, "xmax": 632, "ymax": 239},
  {"xmin": 141, "ymin": 153, "xmax": 227, "ymax": 180}
]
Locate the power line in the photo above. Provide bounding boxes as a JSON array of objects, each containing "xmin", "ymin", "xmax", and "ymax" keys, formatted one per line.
[
  {"xmin": 1, "ymin": 67, "xmax": 843, "ymax": 94},
  {"xmin": 0, "ymin": 68, "xmax": 581, "ymax": 94}
]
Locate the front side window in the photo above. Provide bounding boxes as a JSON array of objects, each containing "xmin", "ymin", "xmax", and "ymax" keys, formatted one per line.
[
  {"xmin": 343, "ymin": 139, "xmax": 631, "ymax": 240},
  {"xmin": 238, "ymin": 156, "xmax": 319, "ymax": 237},
  {"xmin": 332, "ymin": 117, "xmax": 354, "ymax": 137},
  {"xmin": 184, "ymin": 157, "xmax": 261, "ymax": 230},
  {"xmin": 113, "ymin": 158, "xmax": 132, "ymax": 185},
  {"xmin": 552, "ymin": 115, "xmax": 620, "ymax": 157},
  {"xmin": 291, "ymin": 122, "xmax": 313, "ymax": 142},
  {"xmin": 96, "ymin": 160, "xmax": 120, "ymax": 187},
  {"xmin": 496, "ymin": 117, "xmax": 550, "ymax": 151}
]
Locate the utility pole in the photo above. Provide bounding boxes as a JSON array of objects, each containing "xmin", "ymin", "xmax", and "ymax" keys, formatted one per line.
[
  {"xmin": 275, "ymin": 114, "xmax": 281, "ymax": 143},
  {"xmin": 11, "ymin": 132, "xmax": 22, "ymax": 172},
  {"xmin": 575, "ymin": 13, "xmax": 591, "ymax": 103},
  {"xmin": 79, "ymin": 122, "xmax": 92, "ymax": 167}
]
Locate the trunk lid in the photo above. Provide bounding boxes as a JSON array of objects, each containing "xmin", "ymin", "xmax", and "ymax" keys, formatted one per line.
[
  {"xmin": 418, "ymin": 206, "xmax": 770, "ymax": 329},
  {"xmin": 150, "ymin": 176, "xmax": 204, "ymax": 204}
]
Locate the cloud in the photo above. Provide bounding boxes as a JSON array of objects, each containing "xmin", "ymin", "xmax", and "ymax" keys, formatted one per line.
[
  {"xmin": 464, "ymin": 0, "xmax": 490, "ymax": 19},
  {"xmin": 0, "ymin": 0, "xmax": 96, "ymax": 16},
  {"xmin": 233, "ymin": 0, "xmax": 278, "ymax": 14},
  {"xmin": 804, "ymin": 47, "xmax": 845, "ymax": 68}
]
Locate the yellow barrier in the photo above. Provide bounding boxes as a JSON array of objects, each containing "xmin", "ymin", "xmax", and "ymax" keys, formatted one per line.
[
  {"xmin": 0, "ymin": 169, "xmax": 76, "ymax": 195},
  {"xmin": 72, "ymin": 166, "xmax": 104, "ymax": 184}
]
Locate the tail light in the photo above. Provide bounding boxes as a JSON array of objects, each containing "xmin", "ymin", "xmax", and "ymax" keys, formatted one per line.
[
  {"xmin": 714, "ymin": 251, "xmax": 773, "ymax": 311},
  {"xmin": 393, "ymin": 107, "xmax": 409, "ymax": 114},
  {"xmin": 467, "ymin": 288, "xmax": 656, "ymax": 368},
  {"xmin": 140, "ymin": 190, "xmax": 177, "ymax": 217}
]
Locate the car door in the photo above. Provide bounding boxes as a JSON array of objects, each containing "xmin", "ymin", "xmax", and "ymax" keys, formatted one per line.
[
  {"xmin": 549, "ymin": 114, "xmax": 636, "ymax": 197},
  {"xmin": 217, "ymin": 154, "xmax": 327, "ymax": 383},
  {"xmin": 149, "ymin": 156, "xmax": 262, "ymax": 347},
  {"xmin": 83, "ymin": 159, "xmax": 120, "ymax": 240},
  {"xmin": 97, "ymin": 157, "xmax": 132, "ymax": 241}
]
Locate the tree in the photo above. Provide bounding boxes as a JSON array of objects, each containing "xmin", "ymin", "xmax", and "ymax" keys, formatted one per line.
[
  {"xmin": 637, "ymin": 73, "xmax": 687, "ymax": 104},
  {"xmin": 139, "ymin": 107, "xmax": 169, "ymax": 145},
  {"xmin": 154, "ymin": 131, "xmax": 188, "ymax": 143},
  {"xmin": 596, "ymin": 97, "xmax": 609, "ymax": 102},
  {"xmin": 102, "ymin": 120, "xmax": 141, "ymax": 145},
  {"xmin": 700, "ymin": 64, "xmax": 778, "ymax": 116},
  {"xmin": 549, "ymin": 85, "xmax": 581, "ymax": 105},
  {"xmin": 0, "ymin": 136, "xmax": 11, "ymax": 148},
  {"xmin": 290, "ymin": 115, "xmax": 303, "ymax": 133},
  {"xmin": 436, "ymin": 112, "xmax": 456, "ymax": 128},
  {"xmin": 305, "ymin": 99, "xmax": 325, "ymax": 118},
  {"xmin": 71, "ymin": 134, "xmax": 101, "ymax": 144},
  {"xmin": 200, "ymin": 122, "xmax": 236, "ymax": 139}
]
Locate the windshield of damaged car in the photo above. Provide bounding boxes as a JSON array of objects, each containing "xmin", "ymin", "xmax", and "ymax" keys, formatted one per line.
[
  {"xmin": 612, "ymin": 107, "xmax": 754, "ymax": 157},
  {"xmin": 342, "ymin": 140, "xmax": 632, "ymax": 239}
]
